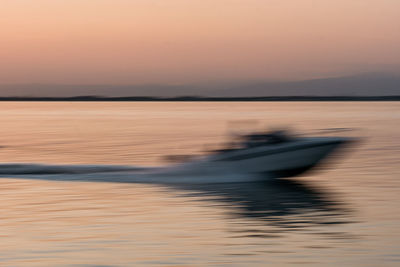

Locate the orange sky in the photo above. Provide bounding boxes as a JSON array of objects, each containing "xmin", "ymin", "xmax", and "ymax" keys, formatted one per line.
[{"xmin": 1, "ymin": 0, "xmax": 399, "ymax": 84}]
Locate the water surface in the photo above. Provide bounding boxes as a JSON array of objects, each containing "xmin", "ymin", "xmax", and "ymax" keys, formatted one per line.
[{"xmin": 0, "ymin": 102, "xmax": 399, "ymax": 266}]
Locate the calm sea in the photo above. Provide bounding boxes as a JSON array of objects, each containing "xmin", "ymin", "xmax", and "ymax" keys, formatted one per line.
[{"xmin": 0, "ymin": 102, "xmax": 399, "ymax": 266}]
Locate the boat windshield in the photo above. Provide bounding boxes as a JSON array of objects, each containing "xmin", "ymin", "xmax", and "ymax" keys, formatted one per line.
[
  {"xmin": 213, "ymin": 130, "xmax": 293, "ymax": 153},
  {"xmin": 242, "ymin": 130, "xmax": 291, "ymax": 147}
]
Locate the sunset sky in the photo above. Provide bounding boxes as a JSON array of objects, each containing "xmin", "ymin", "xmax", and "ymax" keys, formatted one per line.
[{"xmin": 1, "ymin": 0, "xmax": 399, "ymax": 86}]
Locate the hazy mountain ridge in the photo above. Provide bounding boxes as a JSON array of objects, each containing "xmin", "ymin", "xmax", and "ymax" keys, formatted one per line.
[{"xmin": 209, "ymin": 73, "xmax": 400, "ymax": 97}]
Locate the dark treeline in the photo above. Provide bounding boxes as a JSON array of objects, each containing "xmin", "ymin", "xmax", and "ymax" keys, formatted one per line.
[{"xmin": 0, "ymin": 96, "xmax": 400, "ymax": 101}]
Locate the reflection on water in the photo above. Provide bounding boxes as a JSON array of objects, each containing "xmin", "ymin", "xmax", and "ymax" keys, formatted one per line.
[{"xmin": 170, "ymin": 179, "xmax": 351, "ymax": 232}]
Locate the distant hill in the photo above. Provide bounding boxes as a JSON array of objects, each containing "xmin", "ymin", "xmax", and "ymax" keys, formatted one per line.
[
  {"xmin": 207, "ymin": 73, "xmax": 400, "ymax": 97},
  {"xmin": 0, "ymin": 73, "xmax": 399, "ymax": 97}
]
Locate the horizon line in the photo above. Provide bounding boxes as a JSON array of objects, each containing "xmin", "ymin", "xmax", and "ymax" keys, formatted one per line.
[{"xmin": 0, "ymin": 95, "xmax": 399, "ymax": 101}]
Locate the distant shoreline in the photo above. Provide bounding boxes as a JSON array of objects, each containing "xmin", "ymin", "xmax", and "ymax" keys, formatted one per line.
[{"xmin": 0, "ymin": 96, "xmax": 400, "ymax": 101}]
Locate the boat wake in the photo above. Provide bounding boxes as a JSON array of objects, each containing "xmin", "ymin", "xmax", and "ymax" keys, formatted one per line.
[
  {"xmin": 0, "ymin": 162, "xmax": 263, "ymax": 184},
  {"xmin": 0, "ymin": 163, "xmax": 144, "ymax": 175}
]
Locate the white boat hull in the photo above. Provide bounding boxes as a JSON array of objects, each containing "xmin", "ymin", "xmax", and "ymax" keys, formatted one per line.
[{"xmin": 154, "ymin": 137, "xmax": 350, "ymax": 180}]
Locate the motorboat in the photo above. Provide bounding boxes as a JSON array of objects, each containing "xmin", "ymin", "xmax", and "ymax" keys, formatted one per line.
[
  {"xmin": 158, "ymin": 129, "xmax": 354, "ymax": 180},
  {"xmin": 0, "ymin": 129, "xmax": 355, "ymax": 184}
]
